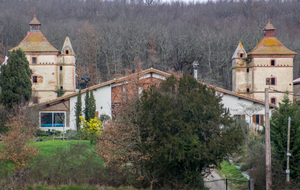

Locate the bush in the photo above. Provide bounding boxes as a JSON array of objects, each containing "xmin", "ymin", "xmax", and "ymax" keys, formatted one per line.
[{"xmin": 65, "ymin": 130, "xmax": 80, "ymax": 140}]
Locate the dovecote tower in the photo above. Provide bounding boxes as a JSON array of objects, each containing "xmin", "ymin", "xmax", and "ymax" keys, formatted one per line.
[
  {"xmin": 232, "ymin": 20, "xmax": 296, "ymax": 106},
  {"xmin": 10, "ymin": 16, "xmax": 76, "ymax": 104}
]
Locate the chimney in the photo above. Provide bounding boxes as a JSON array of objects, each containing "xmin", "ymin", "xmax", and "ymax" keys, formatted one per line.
[{"xmin": 192, "ymin": 61, "xmax": 199, "ymax": 80}]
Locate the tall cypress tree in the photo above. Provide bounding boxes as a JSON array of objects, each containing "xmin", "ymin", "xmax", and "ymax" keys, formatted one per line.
[
  {"xmin": 84, "ymin": 89, "xmax": 96, "ymax": 122},
  {"xmin": 84, "ymin": 89, "xmax": 91, "ymax": 122},
  {"xmin": 0, "ymin": 49, "xmax": 32, "ymax": 108},
  {"xmin": 75, "ymin": 88, "xmax": 82, "ymax": 131},
  {"xmin": 90, "ymin": 90, "xmax": 96, "ymax": 119}
]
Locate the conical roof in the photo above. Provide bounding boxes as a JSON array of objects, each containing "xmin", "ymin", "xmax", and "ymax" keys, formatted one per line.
[
  {"xmin": 232, "ymin": 41, "xmax": 247, "ymax": 59},
  {"xmin": 61, "ymin": 37, "xmax": 75, "ymax": 55}
]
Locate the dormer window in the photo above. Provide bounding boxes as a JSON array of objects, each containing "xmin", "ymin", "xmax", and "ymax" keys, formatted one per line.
[
  {"xmin": 65, "ymin": 50, "xmax": 69, "ymax": 55},
  {"xmin": 240, "ymin": 53, "xmax": 244, "ymax": 58}
]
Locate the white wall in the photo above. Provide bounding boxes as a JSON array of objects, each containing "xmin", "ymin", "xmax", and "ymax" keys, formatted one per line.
[
  {"xmin": 69, "ymin": 85, "xmax": 112, "ymax": 130},
  {"xmin": 221, "ymin": 93, "xmax": 271, "ymax": 124}
]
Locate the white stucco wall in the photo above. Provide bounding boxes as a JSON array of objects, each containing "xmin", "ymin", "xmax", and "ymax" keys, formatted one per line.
[
  {"xmin": 221, "ymin": 93, "xmax": 271, "ymax": 125},
  {"xmin": 69, "ymin": 85, "xmax": 112, "ymax": 130}
]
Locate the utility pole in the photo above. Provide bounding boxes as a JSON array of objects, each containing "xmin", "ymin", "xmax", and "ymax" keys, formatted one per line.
[
  {"xmin": 265, "ymin": 88, "xmax": 272, "ymax": 189},
  {"xmin": 286, "ymin": 116, "xmax": 291, "ymax": 183}
]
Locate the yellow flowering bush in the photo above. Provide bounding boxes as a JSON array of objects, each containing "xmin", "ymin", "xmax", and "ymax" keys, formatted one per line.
[{"xmin": 79, "ymin": 116, "xmax": 103, "ymax": 144}]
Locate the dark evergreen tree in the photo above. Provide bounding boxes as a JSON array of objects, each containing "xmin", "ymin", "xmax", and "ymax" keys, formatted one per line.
[
  {"xmin": 84, "ymin": 89, "xmax": 90, "ymax": 122},
  {"xmin": 137, "ymin": 74, "xmax": 244, "ymax": 188},
  {"xmin": 271, "ymin": 95, "xmax": 300, "ymax": 179},
  {"xmin": 0, "ymin": 49, "xmax": 32, "ymax": 108},
  {"xmin": 84, "ymin": 89, "xmax": 96, "ymax": 122},
  {"xmin": 90, "ymin": 90, "xmax": 96, "ymax": 119},
  {"xmin": 75, "ymin": 88, "xmax": 82, "ymax": 131}
]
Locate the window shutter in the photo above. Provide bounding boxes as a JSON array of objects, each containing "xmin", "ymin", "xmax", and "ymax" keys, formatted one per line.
[
  {"xmin": 253, "ymin": 115, "xmax": 256, "ymax": 124},
  {"xmin": 95, "ymin": 111, "xmax": 99, "ymax": 118},
  {"xmin": 260, "ymin": 115, "xmax": 264, "ymax": 125},
  {"xmin": 266, "ymin": 78, "xmax": 270, "ymax": 85},
  {"xmin": 242, "ymin": 115, "xmax": 245, "ymax": 119}
]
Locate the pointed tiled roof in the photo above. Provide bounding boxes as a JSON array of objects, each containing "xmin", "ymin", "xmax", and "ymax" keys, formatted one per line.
[
  {"xmin": 264, "ymin": 20, "xmax": 275, "ymax": 30},
  {"xmin": 9, "ymin": 31, "xmax": 58, "ymax": 52},
  {"xmin": 61, "ymin": 37, "xmax": 75, "ymax": 55},
  {"xmin": 29, "ymin": 15, "xmax": 41, "ymax": 25},
  {"xmin": 249, "ymin": 21, "xmax": 296, "ymax": 56},
  {"xmin": 232, "ymin": 41, "xmax": 247, "ymax": 59},
  {"xmin": 249, "ymin": 37, "xmax": 296, "ymax": 55}
]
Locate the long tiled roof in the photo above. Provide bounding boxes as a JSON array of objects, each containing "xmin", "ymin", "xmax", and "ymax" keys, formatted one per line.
[
  {"xmin": 34, "ymin": 68, "xmax": 276, "ymax": 108},
  {"xmin": 9, "ymin": 31, "xmax": 58, "ymax": 52}
]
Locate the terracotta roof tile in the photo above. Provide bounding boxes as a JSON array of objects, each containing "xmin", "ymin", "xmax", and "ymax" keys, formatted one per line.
[
  {"xmin": 249, "ymin": 37, "xmax": 296, "ymax": 55},
  {"xmin": 10, "ymin": 31, "xmax": 58, "ymax": 52},
  {"xmin": 33, "ymin": 68, "xmax": 276, "ymax": 109},
  {"xmin": 29, "ymin": 15, "xmax": 41, "ymax": 25}
]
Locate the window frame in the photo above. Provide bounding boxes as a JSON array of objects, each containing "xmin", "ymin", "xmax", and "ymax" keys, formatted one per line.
[
  {"xmin": 270, "ymin": 97, "xmax": 277, "ymax": 105},
  {"xmin": 270, "ymin": 59, "xmax": 276, "ymax": 66},
  {"xmin": 270, "ymin": 77, "xmax": 277, "ymax": 85},
  {"xmin": 32, "ymin": 76, "xmax": 38, "ymax": 83},
  {"xmin": 32, "ymin": 57, "xmax": 37, "ymax": 64},
  {"xmin": 39, "ymin": 111, "xmax": 66, "ymax": 128}
]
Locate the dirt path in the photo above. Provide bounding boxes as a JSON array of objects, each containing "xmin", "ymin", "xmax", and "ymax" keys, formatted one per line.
[{"xmin": 204, "ymin": 169, "xmax": 229, "ymax": 190}]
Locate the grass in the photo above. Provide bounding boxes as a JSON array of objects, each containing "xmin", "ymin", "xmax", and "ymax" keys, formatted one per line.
[
  {"xmin": 218, "ymin": 161, "xmax": 249, "ymax": 190},
  {"xmin": 33, "ymin": 140, "xmax": 93, "ymax": 158}
]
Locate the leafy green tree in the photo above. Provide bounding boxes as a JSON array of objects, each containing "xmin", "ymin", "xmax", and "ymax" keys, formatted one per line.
[
  {"xmin": 84, "ymin": 89, "xmax": 96, "ymax": 122},
  {"xmin": 137, "ymin": 74, "xmax": 244, "ymax": 188},
  {"xmin": 0, "ymin": 49, "xmax": 32, "ymax": 108},
  {"xmin": 271, "ymin": 95, "xmax": 300, "ymax": 179},
  {"xmin": 75, "ymin": 88, "xmax": 82, "ymax": 131}
]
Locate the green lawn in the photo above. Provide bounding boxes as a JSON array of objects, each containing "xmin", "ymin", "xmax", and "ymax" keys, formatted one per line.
[
  {"xmin": 33, "ymin": 140, "xmax": 93, "ymax": 158},
  {"xmin": 218, "ymin": 161, "xmax": 249, "ymax": 190}
]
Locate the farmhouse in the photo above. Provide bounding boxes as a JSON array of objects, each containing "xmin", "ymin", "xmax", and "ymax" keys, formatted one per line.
[{"xmin": 35, "ymin": 68, "xmax": 275, "ymax": 131}]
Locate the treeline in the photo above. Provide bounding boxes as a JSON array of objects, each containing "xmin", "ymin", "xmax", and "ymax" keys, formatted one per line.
[{"xmin": 1, "ymin": 0, "xmax": 300, "ymax": 88}]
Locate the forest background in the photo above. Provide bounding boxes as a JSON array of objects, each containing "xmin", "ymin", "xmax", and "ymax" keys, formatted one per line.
[{"xmin": 0, "ymin": 0, "xmax": 300, "ymax": 89}]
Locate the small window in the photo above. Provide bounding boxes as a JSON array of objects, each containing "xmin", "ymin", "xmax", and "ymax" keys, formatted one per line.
[
  {"xmin": 271, "ymin": 77, "xmax": 276, "ymax": 85},
  {"xmin": 253, "ymin": 114, "xmax": 264, "ymax": 125},
  {"xmin": 247, "ymin": 68, "xmax": 249, "ymax": 73},
  {"xmin": 32, "ymin": 96, "xmax": 38, "ymax": 104},
  {"xmin": 240, "ymin": 53, "xmax": 244, "ymax": 58},
  {"xmin": 60, "ymin": 66, "xmax": 63, "ymax": 70},
  {"xmin": 271, "ymin": 60, "xmax": 275, "ymax": 66},
  {"xmin": 60, "ymin": 86, "xmax": 63, "ymax": 90},
  {"xmin": 65, "ymin": 50, "xmax": 69, "ymax": 55},
  {"xmin": 234, "ymin": 114, "xmax": 245, "ymax": 120},
  {"xmin": 247, "ymin": 88, "xmax": 250, "ymax": 92},
  {"xmin": 32, "ymin": 76, "xmax": 37, "ymax": 83},
  {"xmin": 32, "ymin": 57, "xmax": 37, "ymax": 64},
  {"xmin": 271, "ymin": 97, "xmax": 276, "ymax": 104}
]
